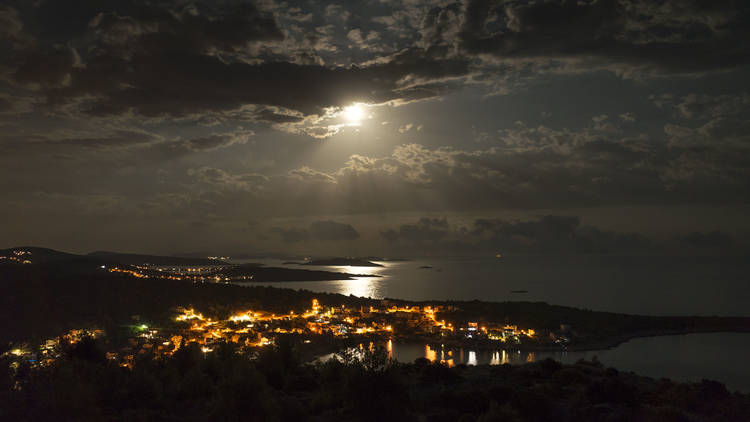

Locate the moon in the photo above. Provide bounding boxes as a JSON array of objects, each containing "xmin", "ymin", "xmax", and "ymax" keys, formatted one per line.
[{"xmin": 343, "ymin": 104, "xmax": 365, "ymax": 124}]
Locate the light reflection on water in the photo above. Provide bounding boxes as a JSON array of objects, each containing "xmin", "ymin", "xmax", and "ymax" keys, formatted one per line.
[
  {"xmin": 234, "ymin": 256, "xmax": 750, "ymax": 316},
  {"xmin": 332, "ymin": 277, "xmax": 383, "ymax": 298},
  {"xmin": 393, "ymin": 343, "xmax": 536, "ymax": 367},
  {"xmin": 235, "ymin": 260, "xmax": 389, "ymax": 298},
  {"xmin": 317, "ymin": 335, "xmax": 750, "ymax": 392},
  {"xmin": 313, "ymin": 264, "xmax": 387, "ymax": 298},
  {"xmin": 389, "ymin": 333, "xmax": 750, "ymax": 392}
]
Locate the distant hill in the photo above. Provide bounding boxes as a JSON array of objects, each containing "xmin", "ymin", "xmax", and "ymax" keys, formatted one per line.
[
  {"xmin": 1, "ymin": 247, "xmax": 230, "ymax": 267},
  {"xmin": 88, "ymin": 251, "xmax": 228, "ymax": 266},
  {"xmin": 0, "ymin": 247, "xmax": 82, "ymax": 264}
]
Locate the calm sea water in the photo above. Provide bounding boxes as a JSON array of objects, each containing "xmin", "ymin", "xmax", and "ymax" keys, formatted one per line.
[
  {"xmin": 239, "ymin": 255, "xmax": 750, "ymax": 316},
  {"xmin": 389, "ymin": 333, "xmax": 750, "ymax": 393}
]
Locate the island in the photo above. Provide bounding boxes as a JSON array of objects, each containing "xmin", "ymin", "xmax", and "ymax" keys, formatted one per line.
[{"xmin": 302, "ymin": 258, "xmax": 384, "ymax": 267}]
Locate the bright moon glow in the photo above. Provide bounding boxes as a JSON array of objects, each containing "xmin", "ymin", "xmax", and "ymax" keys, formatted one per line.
[{"xmin": 343, "ymin": 104, "xmax": 365, "ymax": 124}]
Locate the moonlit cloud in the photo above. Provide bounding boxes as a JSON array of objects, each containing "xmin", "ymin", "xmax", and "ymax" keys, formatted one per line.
[{"xmin": 0, "ymin": 0, "xmax": 749, "ymax": 255}]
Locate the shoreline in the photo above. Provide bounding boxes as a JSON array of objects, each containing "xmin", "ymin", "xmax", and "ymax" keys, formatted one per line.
[
  {"xmin": 302, "ymin": 327, "xmax": 750, "ymax": 363},
  {"xmin": 562, "ymin": 326, "xmax": 750, "ymax": 352},
  {"xmin": 424, "ymin": 327, "xmax": 750, "ymax": 353}
]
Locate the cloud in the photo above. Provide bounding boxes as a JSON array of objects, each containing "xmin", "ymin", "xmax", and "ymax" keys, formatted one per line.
[
  {"xmin": 188, "ymin": 167, "xmax": 269, "ymax": 193},
  {"xmin": 680, "ymin": 231, "xmax": 735, "ymax": 249},
  {"xmin": 12, "ymin": 45, "xmax": 78, "ymax": 89},
  {"xmin": 37, "ymin": 46, "xmax": 468, "ymax": 120},
  {"xmin": 0, "ymin": 6, "xmax": 32, "ymax": 50},
  {"xmin": 0, "ymin": 128, "xmax": 163, "ymax": 153},
  {"xmin": 398, "ymin": 123, "xmax": 414, "ymax": 134},
  {"xmin": 4, "ymin": 1, "xmax": 471, "ymax": 122},
  {"xmin": 162, "ymin": 109, "xmax": 748, "ymax": 219},
  {"xmin": 380, "ymin": 229, "xmax": 399, "ymax": 243},
  {"xmin": 288, "ymin": 167, "xmax": 337, "ymax": 184},
  {"xmin": 417, "ymin": 0, "xmax": 750, "ymax": 75},
  {"xmin": 269, "ymin": 227, "xmax": 310, "ymax": 243},
  {"xmin": 309, "ymin": 220, "xmax": 360, "ymax": 241},
  {"xmin": 346, "ymin": 28, "xmax": 382, "ymax": 51},
  {"xmin": 654, "ymin": 93, "xmax": 750, "ymax": 121},
  {"xmin": 618, "ymin": 113, "xmax": 636, "ymax": 122},
  {"xmin": 398, "ymin": 217, "xmax": 450, "ymax": 242},
  {"xmin": 269, "ymin": 220, "xmax": 359, "ymax": 243},
  {"xmin": 166, "ymin": 130, "xmax": 253, "ymax": 153},
  {"xmin": 381, "ymin": 215, "xmax": 651, "ymax": 255},
  {"xmin": 5, "ymin": 0, "xmax": 749, "ymax": 131}
]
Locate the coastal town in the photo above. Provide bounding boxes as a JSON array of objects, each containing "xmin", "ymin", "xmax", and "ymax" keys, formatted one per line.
[
  {"xmin": 2, "ymin": 297, "xmax": 558, "ymax": 371},
  {"xmin": 0, "ymin": 251, "xmax": 582, "ymax": 373},
  {"xmin": 107, "ymin": 265, "xmax": 245, "ymax": 282},
  {"xmin": 0, "ymin": 250, "xmax": 32, "ymax": 265}
]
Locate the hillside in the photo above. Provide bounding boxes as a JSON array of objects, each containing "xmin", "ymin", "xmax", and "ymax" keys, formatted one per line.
[{"xmin": 2, "ymin": 343, "xmax": 749, "ymax": 421}]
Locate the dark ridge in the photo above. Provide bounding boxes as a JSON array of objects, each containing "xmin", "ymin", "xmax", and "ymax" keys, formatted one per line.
[
  {"xmin": 0, "ymin": 246, "xmax": 82, "ymax": 263},
  {"xmin": 88, "ymin": 251, "xmax": 228, "ymax": 266}
]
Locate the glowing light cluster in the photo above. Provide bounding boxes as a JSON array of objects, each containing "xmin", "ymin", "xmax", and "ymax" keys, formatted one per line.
[{"xmin": 5, "ymin": 298, "xmax": 540, "ymax": 371}]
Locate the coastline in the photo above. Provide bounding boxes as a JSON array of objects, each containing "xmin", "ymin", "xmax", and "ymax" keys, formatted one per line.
[
  {"xmin": 301, "ymin": 327, "xmax": 750, "ymax": 363},
  {"xmin": 562, "ymin": 326, "xmax": 750, "ymax": 352},
  {"xmin": 421, "ymin": 326, "xmax": 750, "ymax": 353}
]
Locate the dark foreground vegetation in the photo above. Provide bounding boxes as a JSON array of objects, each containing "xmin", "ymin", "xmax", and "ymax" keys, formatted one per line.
[{"xmin": 2, "ymin": 338, "xmax": 749, "ymax": 422}]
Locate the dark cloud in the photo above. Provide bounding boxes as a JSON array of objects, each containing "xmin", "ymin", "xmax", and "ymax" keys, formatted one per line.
[
  {"xmin": 0, "ymin": 129, "xmax": 162, "ymax": 152},
  {"xmin": 4, "ymin": 1, "xmax": 470, "ymax": 121},
  {"xmin": 380, "ymin": 229, "xmax": 399, "ymax": 243},
  {"xmin": 188, "ymin": 167, "xmax": 268, "ymax": 194},
  {"xmin": 270, "ymin": 220, "xmax": 359, "ymax": 243},
  {"xmin": 680, "ymin": 231, "xmax": 735, "ymax": 249},
  {"xmin": 269, "ymin": 227, "xmax": 310, "ymax": 243},
  {"xmin": 26, "ymin": 0, "xmax": 282, "ymax": 47},
  {"xmin": 188, "ymin": 220, "xmax": 211, "ymax": 229},
  {"xmin": 382, "ymin": 215, "xmax": 651, "ymax": 255},
  {"xmin": 64, "ymin": 48, "xmax": 466, "ymax": 118},
  {"xmin": 309, "ymin": 220, "xmax": 360, "ymax": 241},
  {"xmin": 5, "ymin": 0, "xmax": 749, "ymax": 127},
  {"xmin": 426, "ymin": 0, "xmax": 750, "ymax": 74},
  {"xmin": 396, "ymin": 217, "xmax": 450, "ymax": 243},
  {"xmin": 252, "ymin": 107, "xmax": 306, "ymax": 124},
  {"xmin": 0, "ymin": 6, "xmax": 32, "ymax": 50},
  {"xmin": 13, "ymin": 46, "xmax": 76, "ymax": 88},
  {"xmin": 165, "ymin": 131, "xmax": 253, "ymax": 153}
]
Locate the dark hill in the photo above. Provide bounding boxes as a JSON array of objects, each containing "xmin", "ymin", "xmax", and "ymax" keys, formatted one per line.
[
  {"xmin": 87, "ymin": 251, "xmax": 227, "ymax": 266},
  {"xmin": 2, "ymin": 247, "xmax": 228, "ymax": 267},
  {"xmin": 0, "ymin": 247, "xmax": 82, "ymax": 264}
]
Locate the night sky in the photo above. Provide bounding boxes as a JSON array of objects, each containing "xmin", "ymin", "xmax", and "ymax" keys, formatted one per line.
[{"xmin": 1, "ymin": 0, "xmax": 749, "ymax": 256}]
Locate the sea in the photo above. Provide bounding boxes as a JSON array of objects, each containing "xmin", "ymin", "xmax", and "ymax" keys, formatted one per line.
[{"xmin": 233, "ymin": 255, "xmax": 750, "ymax": 391}]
